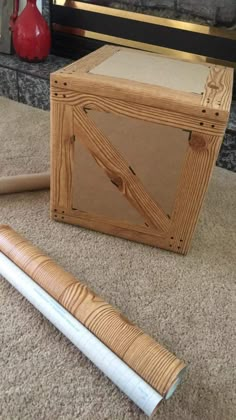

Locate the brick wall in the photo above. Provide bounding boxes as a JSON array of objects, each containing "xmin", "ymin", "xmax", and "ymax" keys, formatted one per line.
[
  {"xmin": 75, "ymin": 0, "xmax": 236, "ymax": 25},
  {"xmin": 177, "ymin": 0, "xmax": 236, "ymax": 25}
]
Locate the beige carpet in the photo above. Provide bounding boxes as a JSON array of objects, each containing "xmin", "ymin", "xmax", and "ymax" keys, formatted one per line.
[{"xmin": 0, "ymin": 97, "xmax": 235, "ymax": 420}]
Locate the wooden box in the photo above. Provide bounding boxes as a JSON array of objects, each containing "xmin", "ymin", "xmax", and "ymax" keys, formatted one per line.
[{"xmin": 50, "ymin": 46, "xmax": 233, "ymax": 254}]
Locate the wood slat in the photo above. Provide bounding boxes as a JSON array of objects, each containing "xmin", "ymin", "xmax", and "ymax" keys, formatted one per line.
[
  {"xmin": 170, "ymin": 132, "xmax": 223, "ymax": 254},
  {"xmin": 50, "ymin": 208, "xmax": 175, "ymax": 251},
  {"xmin": 54, "ymin": 44, "xmax": 118, "ymax": 74},
  {"xmin": 73, "ymin": 106, "xmax": 170, "ymax": 233},
  {"xmin": 51, "ymin": 45, "xmax": 232, "ymax": 122},
  {"xmin": 51, "ymin": 88, "xmax": 227, "ymax": 135},
  {"xmin": 50, "ymin": 102, "xmax": 74, "ymax": 210},
  {"xmin": 201, "ymin": 66, "xmax": 234, "ymax": 112},
  {"xmin": 51, "ymin": 71, "xmax": 204, "ymax": 119}
]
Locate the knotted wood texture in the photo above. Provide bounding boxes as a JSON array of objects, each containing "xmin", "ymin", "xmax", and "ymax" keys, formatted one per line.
[
  {"xmin": 50, "ymin": 46, "xmax": 233, "ymax": 254},
  {"xmin": 0, "ymin": 225, "xmax": 185, "ymax": 396}
]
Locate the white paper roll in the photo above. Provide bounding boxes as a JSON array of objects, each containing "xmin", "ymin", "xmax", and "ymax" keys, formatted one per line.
[{"xmin": 0, "ymin": 252, "xmax": 162, "ymax": 416}]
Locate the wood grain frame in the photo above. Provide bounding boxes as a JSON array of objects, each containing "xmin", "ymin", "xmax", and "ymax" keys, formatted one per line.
[
  {"xmin": 0, "ymin": 0, "xmax": 14, "ymax": 54},
  {"xmin": 50, "ymin": 46, "xmax": 233, "ymax": 254}
]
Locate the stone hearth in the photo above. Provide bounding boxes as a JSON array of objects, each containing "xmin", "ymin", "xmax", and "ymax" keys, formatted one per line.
[{"xmin": 0, "ymin": 54, "xmax": 72, "ymax": 110}]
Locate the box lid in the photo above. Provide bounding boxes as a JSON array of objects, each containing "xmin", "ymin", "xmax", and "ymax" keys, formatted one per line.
[
  {"xmin": 90, "ymin": 49, "xmax": 210, "ymax": 95},
  {"xmin": 51, "ymin": 45, "xmax": 233, "ymax": 134}
]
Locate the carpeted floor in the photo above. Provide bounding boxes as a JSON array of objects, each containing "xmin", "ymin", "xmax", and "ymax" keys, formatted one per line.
[{"xmin": 0, "ymin": 97, "xmax": 235, "ymax": 420}]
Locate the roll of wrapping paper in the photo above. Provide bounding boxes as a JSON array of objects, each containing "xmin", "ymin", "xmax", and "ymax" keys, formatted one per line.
[
  {"xmin": 0, "ymin": 173, "xmax": 50, "ymax": 194},
  {"xmin": 0, "ymin": 252, "xmax": 163, "ymax": 416},
  {"xmin": 0, "ymin": 226, "xmax": 186, "ymax": 401}
]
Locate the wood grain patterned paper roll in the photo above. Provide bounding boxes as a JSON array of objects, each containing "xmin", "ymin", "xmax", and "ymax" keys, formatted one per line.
[
  {"xmin": 0, "ymin": 253, "xmax": 162, "ymax": 416},
  {"xmin": 0, "ymin": 225, "xmax": 186, "ymax": 415}
]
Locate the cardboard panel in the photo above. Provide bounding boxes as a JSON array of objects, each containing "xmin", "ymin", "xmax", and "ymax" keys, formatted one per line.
[
  {"xmin": 72, "ymin": 111, "xmax": 189, "ymax": 224},
  {"xmin": 90, "ymin": 49, "xmax": 210, "ymax": 94},
  {"xmin": 72, "ymin": 140, "xmax": 144, "ymax": 224}
]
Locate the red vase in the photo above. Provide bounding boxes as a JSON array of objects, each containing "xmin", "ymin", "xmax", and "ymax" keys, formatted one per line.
[{"xmin": 10, "ymin": 0, "xmax": 51, "ymax": 62}]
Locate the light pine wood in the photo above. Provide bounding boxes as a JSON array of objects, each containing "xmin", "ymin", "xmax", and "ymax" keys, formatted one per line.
[
  {"xmin": 201, "ymin": 66, "xmax": 234, "ymax": 113},
  {"xmin": 0, "ymin": 225, "xmax": 185, "ymax": 395},
  {"xmin": 73, "ymin": 110, "xmax": 188, "ymax": 218},
  {"xmin": 51, "ymin": 85, "xmax": 229, "ymax": 123},
  {"xmin": 55, "ymin": 44, "xmax": 118, "ymax": 75},
  {"xmin": 51, "ymin": 45, "xmax": 233, "ymax": 124},
  {"xmin": 72, "ymin": 137, "xmax": 145, "ymax": 224},
  {"xmin": 50, "ymin": 101, "xmax": 74, "ymax": 210},
  {"xmin": 73, "ymin": 106, "xmax": 170, "ymax": 232},
  {"xmin": 50, "ymin": 208, "xmax": 182, "ymax": 252},
  {"xmin": 50, "ymin": 45, "xmax": 233, "ymax": 254},
  {"xmin": 51, "ymin": 207, "xmax": 167, "ymax": 242},
  {"xmin": 170, "ymin": 132, "xmax": 224, "ymax": 254},
  {"xmin": 50, "ymin": 88, "xmax": 227, "ymax": 136}
]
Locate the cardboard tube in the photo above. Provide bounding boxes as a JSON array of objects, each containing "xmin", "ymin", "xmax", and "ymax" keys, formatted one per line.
[
  {"xmin": 0, "ymin": 225, "xmax": 186, "ymax": 399},
  {"xmin": 0, "ymin": 252, "xmax": 163, "ymax": 416},
  {"xmin": 0, "ymin": 173, "xmax": 50, "ymax": 194}
]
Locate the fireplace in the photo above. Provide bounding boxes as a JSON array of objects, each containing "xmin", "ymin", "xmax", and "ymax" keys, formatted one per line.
[{"xmin": 50, "ymin": 0, "xmax": 236, "ymax": 67}]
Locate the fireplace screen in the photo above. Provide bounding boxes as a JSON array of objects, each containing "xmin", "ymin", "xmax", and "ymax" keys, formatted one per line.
[
  {"xmin": 51, "ymin": 0, "xmax": 236, "ymax": 66},
  {"xmin": 0, "ymin": 0, "xmax": 14, "ymax": 54},
  {"xmin": 79, "ymin": 0, "xmax": 236, "ymax": 27}
]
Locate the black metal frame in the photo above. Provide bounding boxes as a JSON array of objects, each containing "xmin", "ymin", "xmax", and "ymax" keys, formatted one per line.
[{"xmin": 50, "ymin": 1, "xmax": 236, "ymax": 66}]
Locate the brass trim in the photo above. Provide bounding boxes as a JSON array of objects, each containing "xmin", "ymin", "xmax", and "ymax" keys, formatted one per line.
[
  {"xmin": 53, "ymin": 0, "xmax": 236, "ymax": 41},
  {"xmin": 53, "ymin": 24, "xmax": 236, "ymax": 68}
]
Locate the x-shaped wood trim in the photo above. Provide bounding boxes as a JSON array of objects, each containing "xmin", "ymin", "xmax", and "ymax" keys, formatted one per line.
[{"xmin": 73, "ymin": 106, "xmax": 171, "ymax": 233}]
